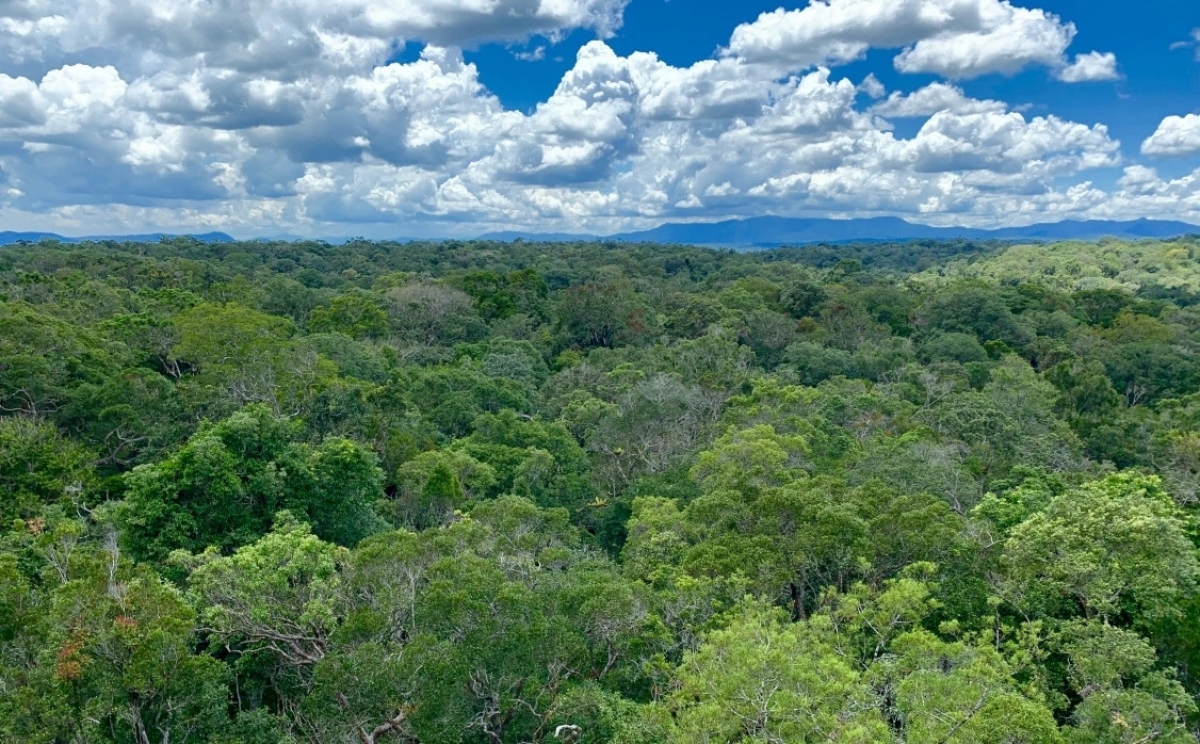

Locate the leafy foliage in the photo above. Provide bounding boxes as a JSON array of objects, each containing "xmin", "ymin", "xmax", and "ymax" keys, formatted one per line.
[{"xmin": 1, "ymin": 234, "xmax": 1199, "ymax": 743}]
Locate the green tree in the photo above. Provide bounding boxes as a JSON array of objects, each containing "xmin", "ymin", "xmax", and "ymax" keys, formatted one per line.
[
  {"xmin": 557, "ymin": 281, "xmax": 647, "ymax": 350},
  {"xmin": 666, "ymin": 601, "xmax": 893, "ymax": 743},
  {"xmin": 0, "ymin": 417, "xmax": 97, "ymax": 523},
  {"xmin": 690, "ymin": 425, "xmax": 809, "ymax": 497},
  {"xmin": 1, "ymin": 538, "xmax": 230, "ymax": 744},
  {"xmin": 1002, "ymin": 473, "xmax": 1199, "ymax": 625},
  {"xmin": 184, "ymin": 513, "xmax": 345, "ymax": 672},
  {"xmin": 889, "ymin": 630, "xmax": 1062, "ymax": 744},
  {"xmin": 1055, "ymin": 620, "xmax": 1196, "ymax": 744},
  {"xmin": 306, "ymin": 292, "xmax": 389, "ymax": 340},
  {"xmin": 917, "ymin": 282, "xmax": 1032, "ymax": 348},
  {"xmin": 393, "ymin": 449, "xmax": 496, "ymax": 529},
  {"xmin": 0, "ymin": 301, "xmax": 116, "ymax": 417},
  {"xmin": 117, "ymin": 406, "xmax": 384, "ymax": 562}
]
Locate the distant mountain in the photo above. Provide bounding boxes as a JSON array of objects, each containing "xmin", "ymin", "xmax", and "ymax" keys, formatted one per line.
[
  {"xmin": 476, "ymin": 217, "xmax": 1200, "ymax": 247},
  {"xmin": 614, "ymin": 216, "xmax": 951, "ymax": 245},
  {"xmin": 614, "ymin": 217, "xmax": 1200, "ymax": 246},
  {"xmin": 0, "ymin": 231, "xmax": 236, "ymax": 246},
  {"xmin": 982, "ymin": 219, "xmax": 1200, "ymax": 241},
  {"xmin": 0, "ymin": 231, "xmax": 68, "ymax": 244},
  {"xmin": 4, "ymin": 218, "xmax": 1197, "ymax": 249},
  {"xmin": 479, "ymin": 230, "xmax": 603, "ymax": 242}
]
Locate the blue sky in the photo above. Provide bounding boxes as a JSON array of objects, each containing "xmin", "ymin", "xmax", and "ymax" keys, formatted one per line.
[{"xmin": 0, "ymin": 0, "xmax": 1198, "ymax": 237}]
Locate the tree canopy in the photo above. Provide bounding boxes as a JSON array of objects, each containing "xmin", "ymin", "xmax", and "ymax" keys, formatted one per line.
[{"xmin": 2, "ymin": 233, "xmax": 1200, "ymax": 742}]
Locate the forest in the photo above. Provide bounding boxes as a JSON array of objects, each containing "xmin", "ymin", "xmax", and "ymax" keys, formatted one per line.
[{"xmin": 1, "ymin": 233, "xmax": 1200, "ymax": 743}]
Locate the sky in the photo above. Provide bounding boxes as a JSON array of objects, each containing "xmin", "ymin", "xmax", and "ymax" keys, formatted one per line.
[{"xmin": 0, "ymin": 0, "xmax": 1198, "ymax": 238}]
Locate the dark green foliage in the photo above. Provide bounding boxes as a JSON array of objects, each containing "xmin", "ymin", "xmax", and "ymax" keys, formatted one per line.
[
  {"xmin": 116, "ymin": 405, "xmax": 384, "ymax": 561},
  {"xmin": 455, "ymin": 268, "xmax": 550, "ymax": 322},
  {"xmin": 557, "ymin": 280, "xmax": 648, "ymax": 349},
  {"xmin": 918, "ymin": 282, "xmax": 1033, "ymax": 347},
  {"xmin": 780, "ymin": 278, "xmax": 829, "ymax": 319}
]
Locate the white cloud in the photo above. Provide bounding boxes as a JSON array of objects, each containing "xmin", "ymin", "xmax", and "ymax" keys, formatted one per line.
[
  {"xmin": 871, "ymin": 82, "xmax": 1005, "ymax": 117},
  {"xmin": 0, "ymin": 0, "xmax": 1174, "ymax": 235},
  {"xmin": 893, "ymin": 4, "xmax": 1073, "ymax": 78},
  {"xmin": 1117, "ymin": 164, "xmax": 1159, "ymax": 192},
  {"xmin": 1141, "ymin": 114, "xmax": 1200, "ymax": 158},
  {"xmin": 857, "ymin": 73, "xmax": 886, "ymax": 99},
  {"xmin": 724, "ymin": 0, "xmax": 1111, "ymax": 81},
  {"xmin": 1173, "ymin": 29, "xmax": 1200, "ymax": 61},
  {"xmin": 1, "ymin": 0, "xmax": 629, "ymax": 73},
  {"xmin": 1056, "ymin": 51, "xmax": 1118, "ymax": 82},
  {"xmin": 904, "ymin": 110, "xmax": 1118, "ymax": 175},
  {"xmin": 0, "ymin": 63, "xmax": 247, "ymax": 205},
  {"xmin": 0, "ymin": 36, "xmax": 1128, "ymax": 230},
  {"xmin": 514, "ymin": 46, "xmax": 546, "ymax": 62}
]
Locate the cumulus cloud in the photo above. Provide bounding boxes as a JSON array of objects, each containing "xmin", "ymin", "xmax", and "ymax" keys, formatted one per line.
[
  {"xmin": 1, "ymin": 0, "xmax": 629, "ymax": 72},
  {"xmin": 1141, "ymin": 114, "xmax": 1200, "ymax": 158},
  {"xmin": 0, "ymin": 0, "xmax": 1169, "ymax": 235},
  {"xmin": 724, "ymin": 0, "xmax": 1111, "ymax": 81},
  {"xmin": 892, "ymin": 3, "xmax": 1074, "ymax": 78},
  {"xmin": 1056, "ymin": 51, "xmax": 1119, "ymax": 82},
  {"xmin": 905, "ymin": 110, "xmax": 1117, "ymax": 174},
  {"xmin": 0, "ymin": 63, "xmax": 250, "ymax": 207},
  {"xmin": 857, "ymin": 73, "xmax": 886, "ymax": 99},
  {"xmin": 871, "ymin": 82, "xmax": 1006, "ymax": 117}
]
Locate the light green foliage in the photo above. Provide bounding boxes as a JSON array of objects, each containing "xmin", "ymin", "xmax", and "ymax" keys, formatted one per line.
[
  {"xmin": 690, "ymin": 424, "xmax": 809, "ymax": 496},
  {"xmin": 174, "ymin": 302, "xmax": 296, "ymax": 372},
  {"xmin": 890, "ymin": 630, "xmax": 1063, "ymax": 744},
  {"xmin": 621, "ymin": 496, "xmax": 692, "ymax": 584},
  {"xmin": 921, "ymin": 331, "xmax": 990, "ymax": 364},
  {"xmin": 0, "ymin": 301, "xmax": 115, "ymax": 416},
  {"xmin": 973, "ymin": 472, "xmax": 1064, "ymax": 537},
  {"xmin": 1002, "ymin": 473, "xmax": 1199, "ymax": 624},
  {"xmin": 667, "ymin": 602, "xmax": 894, "ymax": 743},
  {"xmin": 1054, "ymin": 620, "xmax": 1196, "ymax": 744},
  {"xmin": 306, "ymin": 291, "xmax": 388, "ymax": 340},
  {"xmin": 0, "ymin": 416, "xmax": 96, "ymax": 522},
  {"xmin": 184, "ymin": 513, "xmax": 345, "ymax": 670},
  {"xmin": 456, "ymin": 409, "xmax": 596, "ymax": 511},
  {"xmin": 919, "ymin": 239, "xmax": 1200, "ymax": 294},
  {"xmin": 544, "ymin": 683, "xmax": 667, "ymax": 744},
  {"xmin": 814, "ymin": 571, "xmax": 937, "ymax": 669},
  {"xmin": 173, "ymin": 302, "xmax": 341, "ymax": 414},
  {"xmin": 0, "ymin": 540, "xmax": 230, "ymax": 744}
]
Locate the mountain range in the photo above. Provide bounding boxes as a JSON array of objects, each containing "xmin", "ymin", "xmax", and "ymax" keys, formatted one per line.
[
  {"xmin": 481, "ymin": 216, "xmax": 1200, "ymax": 247},
  {"xmin": 2, "ymin": 217, "xmax": 1198, "ymax": 248},
  {"xmin": 0, "ymin": 231, "xmax": 236, "ymax": 245}
]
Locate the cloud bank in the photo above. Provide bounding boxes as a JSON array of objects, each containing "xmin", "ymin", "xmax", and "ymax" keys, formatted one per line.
[{"xmin": 0, "ymin": 0, "xmax": 1193, "ymax": 237}]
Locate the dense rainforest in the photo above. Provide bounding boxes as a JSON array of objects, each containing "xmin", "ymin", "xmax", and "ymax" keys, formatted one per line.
[{"xmin": 2, "ymin": 234, "xmax": 1200, "ymax": 744}]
